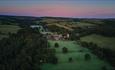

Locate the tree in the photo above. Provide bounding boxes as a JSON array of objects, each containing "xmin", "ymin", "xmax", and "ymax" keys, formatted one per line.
[
  {"xmin": 84, "ymin": 54, "xmax": 91, "ymax": 61},
  {"xmin": 54, "ymin": 42, "xmax": 59, "ymax": 48},
  {"xmin": 62, "ymin": 47, "xmax": 68, "ymax": 53},
  {"xmin": 68, "ymin": 57, "xmax": 73, "ymax": 62},
  {"xmin": 81, "ymin": 41, "xmax": 89, "ymax": 48},
  {"xmin": 101, "ymin": 66, "xmax": 107, "ymax": 70},
  {"xmin": 50, "ymin": 56, "xmax": 58, "ymax": 64}
]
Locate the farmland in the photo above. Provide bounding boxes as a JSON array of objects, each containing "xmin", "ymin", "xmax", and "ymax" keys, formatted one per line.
[
  {"xmin": 0, "ymin": 25, "xmax": 21, "ymax": 39},
  {"xmin": 81, "ymin": 34, "xmax": 115, "ymax": 51},
  {"xmin": 0, "ymin": 25, "xmax": 21, "ymax": 34}
]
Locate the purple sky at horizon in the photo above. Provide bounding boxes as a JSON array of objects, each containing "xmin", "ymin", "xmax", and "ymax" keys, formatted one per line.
[{"xmin": 0, "ymin": 0, "xmax": 115, "ymax": 18}]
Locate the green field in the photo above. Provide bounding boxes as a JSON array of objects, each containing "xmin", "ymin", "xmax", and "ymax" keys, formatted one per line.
[
  {"xmin": 77, "ymin": 22, "xmax": 96, "ymax": 27},
  {"xmin": 0, "ymin": 25, "xmax": 21, "ymax": 34},
  {"xmin": 42, "ymin": 40, "xmax": 113, "ymax": 70},
  {"xmin": 81, "ymin": 34, "xmax": 115, "ymax": 51},
  {"xmin": 0, "ymin": 25, "xmax": 21, "ymax": 39}
]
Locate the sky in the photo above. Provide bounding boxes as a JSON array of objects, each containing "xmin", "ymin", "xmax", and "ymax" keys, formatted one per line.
[{"xmin": 0, "ymin": 0, "xmax": 115, "ymax": 18}]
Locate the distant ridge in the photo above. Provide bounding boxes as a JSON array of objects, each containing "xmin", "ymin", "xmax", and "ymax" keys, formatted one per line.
[{"xmin": 0, "ymin": 15, "xmax": 115, "ymax": 20}]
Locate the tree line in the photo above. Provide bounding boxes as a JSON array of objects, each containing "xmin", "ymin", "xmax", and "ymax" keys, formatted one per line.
[{"xmin": 80, "ymin": 41, "xmax": 115, "ymax": 68}]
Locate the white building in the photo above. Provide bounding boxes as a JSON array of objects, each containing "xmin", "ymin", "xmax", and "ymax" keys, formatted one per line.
[
  {"xmin": 30, "ymin": 25, "xmax": 43, "ymax": 29},
  {"xmin": 30, "ymin": 25, "xmax": 45, "ymax": 32}
]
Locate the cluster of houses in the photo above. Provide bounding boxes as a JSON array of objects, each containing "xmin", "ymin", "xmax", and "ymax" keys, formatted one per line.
[
  {"xmin": 46, "ymin": 32, "xmax": 70, "ymax": 40},
  {"xmin": 30, "ymin": 25, "xmax": 70, "ymax": 40}
]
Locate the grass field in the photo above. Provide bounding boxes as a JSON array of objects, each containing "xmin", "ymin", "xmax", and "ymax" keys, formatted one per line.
[
  {"xmin": 81, "ymin": 34, "xmax": 115, "ymax": 51},
  {"xmin": 0, "ymin": 25, "xmax": 21, "ymax": 40},
  {"xmin": 42, "ymin": 40, "xmax": 113, "ymax": 70},
  {"xmin": 0, "ymin": 25, "xmax": 21, "ymax": 34},
  {"xmin": 47, "ymin": 23, "xmax": 73, "ymax": 31},
  {"xmin": 76, "ymin": 22, "xmax": 96, "ymax": 27}
]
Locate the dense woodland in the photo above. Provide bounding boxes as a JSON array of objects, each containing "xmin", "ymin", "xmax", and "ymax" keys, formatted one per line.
[
  {"xmin": 0, "ymin": 28, "xmax": 57, "ymax": 70},
  {"xmin": 95, "ymin": 20, "xmax": 115, "ymax": 37}
]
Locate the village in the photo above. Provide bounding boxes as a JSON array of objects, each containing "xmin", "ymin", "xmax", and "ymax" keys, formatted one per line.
[{"xmin": 30, "ymin": 24, "xmax": 70, "ymax": 41}]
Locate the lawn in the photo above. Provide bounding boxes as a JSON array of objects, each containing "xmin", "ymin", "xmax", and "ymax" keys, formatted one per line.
[
  {"xmin": 42, "ymin": 40, "xmax": 113, "ymax": 70},
  {"xmin": 81, "ymin": 34, "xmax": 115, "ymax": 51}
]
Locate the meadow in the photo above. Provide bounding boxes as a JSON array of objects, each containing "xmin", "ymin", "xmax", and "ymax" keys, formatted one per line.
[
  {"xmin": 0, "ymin": 25, "xmax": 21, "ymax": 34},
  {"xmin": 42, "ymin": 40, "xmax": 113, "ymax": 70},
  {"xmin": 0, "ymin": 25, "xmax": 21, "ymax": 39},
  {"xmin": 81, "ymin": 34, "xmax": 115, "ymax": 51}
]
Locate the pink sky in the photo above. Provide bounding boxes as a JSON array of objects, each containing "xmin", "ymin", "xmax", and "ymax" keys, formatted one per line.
[{"xmin": 0, "ymin": 4, "xmax": 115, "ymax": 18}]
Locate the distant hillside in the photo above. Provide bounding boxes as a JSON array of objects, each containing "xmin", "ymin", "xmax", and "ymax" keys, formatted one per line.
[
  {"xmin": 0, "ymin": 15, "xmax": 115, "ymax": 32},
  {"xmin": 47, "ymin": 23, "xmax": 73, "ymax": 31}
]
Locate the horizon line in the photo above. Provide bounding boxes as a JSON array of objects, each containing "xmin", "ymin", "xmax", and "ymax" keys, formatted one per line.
[{"xmin": 0, "ymin": 14, "xmax": 115, "ymax": 19}]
